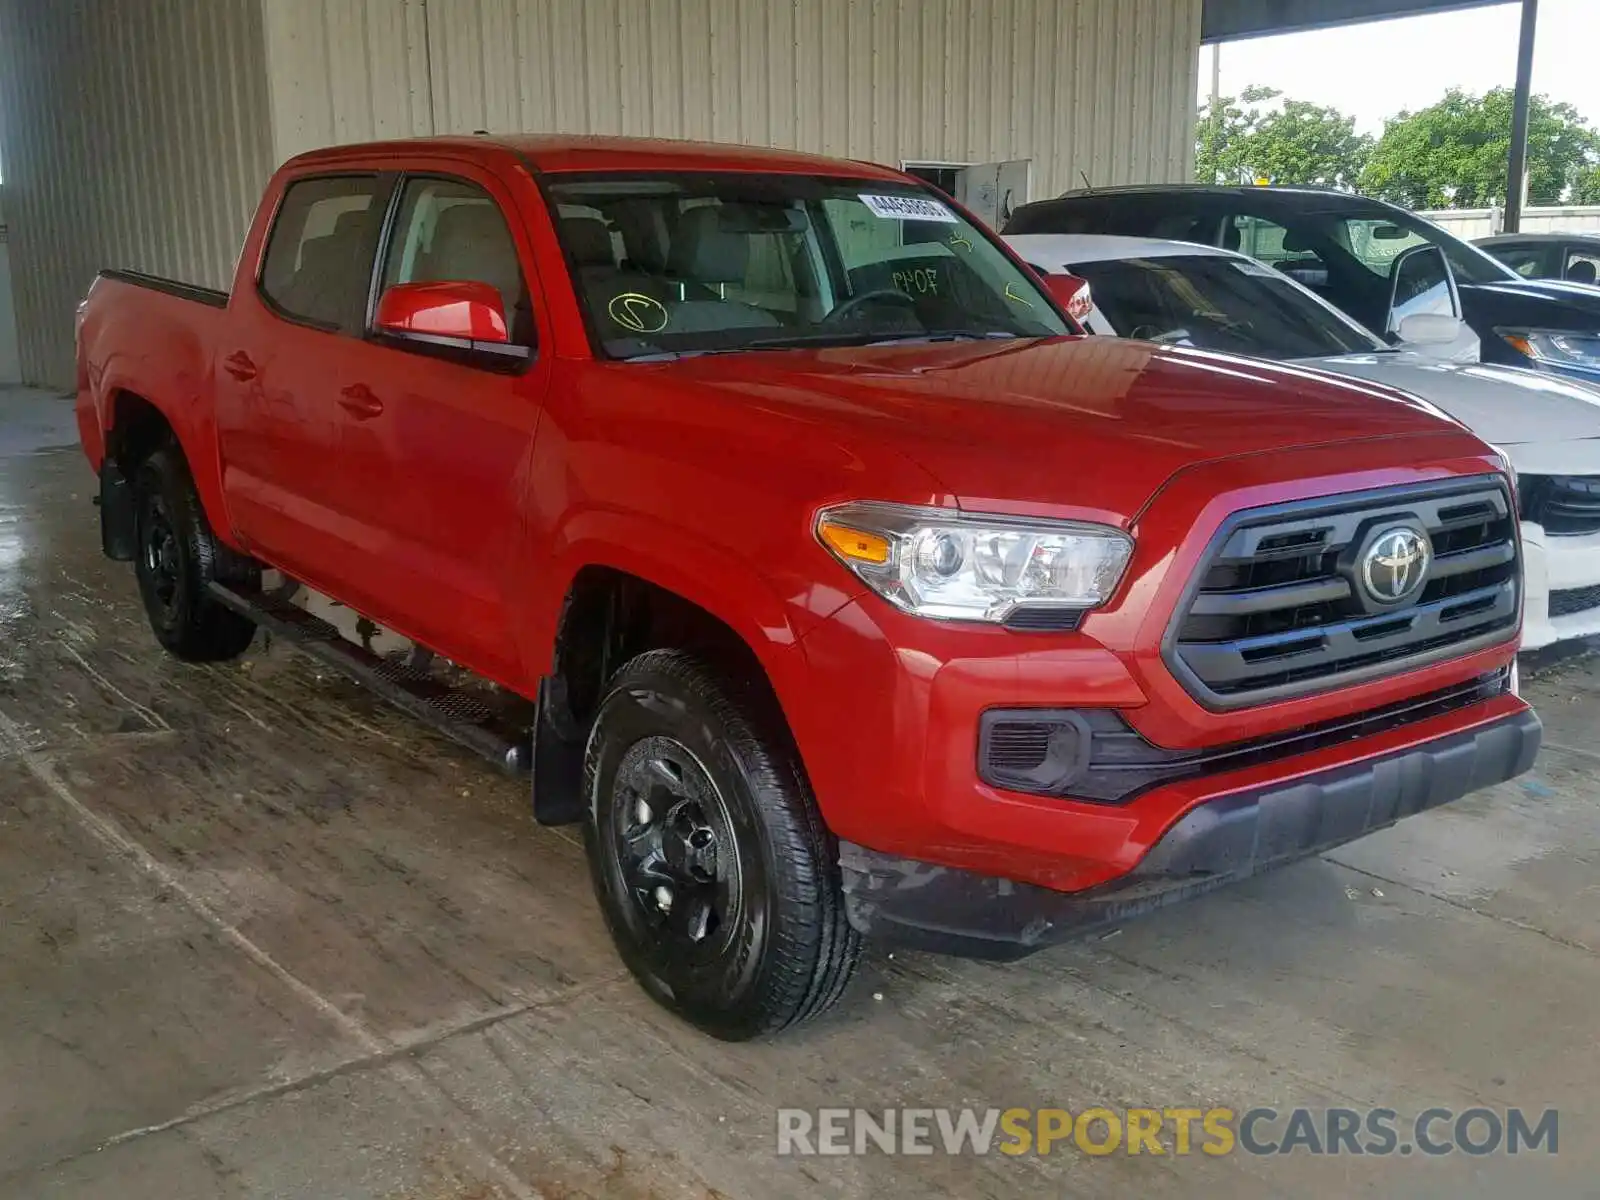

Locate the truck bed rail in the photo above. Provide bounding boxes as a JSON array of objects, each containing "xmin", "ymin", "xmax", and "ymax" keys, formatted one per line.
[{"xmin": 99, "ymin": 268, "xmax": 228, "ymax": 309}]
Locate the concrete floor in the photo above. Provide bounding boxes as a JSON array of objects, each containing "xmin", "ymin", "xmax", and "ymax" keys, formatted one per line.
[{"xmin": 1, "ymin": 386, "xmax": 1596, "ymax": 1199}]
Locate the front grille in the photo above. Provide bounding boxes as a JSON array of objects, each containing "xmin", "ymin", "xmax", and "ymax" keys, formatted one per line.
[
  {"xmin": 1167, "ymin": 478, "xmax": 1519, "ymax": 707},
  {"xmin": 1551, "ymin": 584, "xmax": 1600, "ymax": 618},
  {"xmin": 1520, "ymin": 475, "xmax": 1600, "ymax": 536}
]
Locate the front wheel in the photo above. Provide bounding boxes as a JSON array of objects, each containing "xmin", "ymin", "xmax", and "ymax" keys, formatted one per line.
[
  {"xmin": 132, "ymin": 445, "xmax": 257, "ymax": 662},
  {"xmin": 582, "ymin": 650, "xmax": 861, "ymax": 1039}
]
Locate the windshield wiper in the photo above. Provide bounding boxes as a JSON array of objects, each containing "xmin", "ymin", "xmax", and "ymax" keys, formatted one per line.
[
  {"xmin": 866, "ymin": 330, "xmax": 1021, "ymax": 346},
  {"xmin": 740, "ymin": 329, "xmax": 1022, "ymax": 351}
]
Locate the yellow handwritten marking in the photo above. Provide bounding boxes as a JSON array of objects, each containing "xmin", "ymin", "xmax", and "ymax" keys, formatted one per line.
[
  {"xmin": 1004, "ymin": 282, "xmax": 1035, "ymax": 308},
  {"xmin": 607, "ymin": 292, "xmax": 669, "ymax": 334}
]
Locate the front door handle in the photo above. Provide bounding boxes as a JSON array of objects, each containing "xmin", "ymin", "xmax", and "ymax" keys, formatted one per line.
[
  {"xmin": 338, "ymin": 383, "xmax": 384, "ymax": 419},
  {"xmin": 223, "ymin": 351, "xmax": 259, "ymax": 382}
]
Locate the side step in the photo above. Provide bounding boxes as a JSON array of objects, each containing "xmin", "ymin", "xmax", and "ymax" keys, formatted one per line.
[{"xmin": 208, "ymin": 581, "xmax": 534, "ymax": 775}]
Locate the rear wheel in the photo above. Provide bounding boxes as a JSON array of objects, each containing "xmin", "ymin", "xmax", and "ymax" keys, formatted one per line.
[
  {"xmin": 132, "ymin": 445, "xmax": 257, "ymax": 662},
  {"xmin": 583, "ymin": 650, "xmax": 860, "ymax": 1039}
]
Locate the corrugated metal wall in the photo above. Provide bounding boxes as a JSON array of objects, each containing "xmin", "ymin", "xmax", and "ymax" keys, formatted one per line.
[
  {"xmin": 267, "ymin": 0, "xmax": 1200, "ymax": 198},
  {"xmin": 0, "ymin": 0, "xmax": 276, "ymax": 387}
]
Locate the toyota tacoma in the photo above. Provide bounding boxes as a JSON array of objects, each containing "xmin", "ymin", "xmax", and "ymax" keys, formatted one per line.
[{"xmin": 76, "ymin": 135, "xmax": 1541, "ymax": 1039}]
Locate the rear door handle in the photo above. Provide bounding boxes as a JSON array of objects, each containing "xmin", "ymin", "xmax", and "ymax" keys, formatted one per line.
[
  {"xmin": 223, "ymin": 351, "xmax": 259, "ymax": 382},
  {"xmin": 338, "ymin": 383, "xmax": 384, "ymax": 419}
]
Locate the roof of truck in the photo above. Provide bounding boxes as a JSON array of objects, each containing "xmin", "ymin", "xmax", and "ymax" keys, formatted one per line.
[{"xmin": 285, "ymin": 134, "xmax": 911, "ymax": 182}]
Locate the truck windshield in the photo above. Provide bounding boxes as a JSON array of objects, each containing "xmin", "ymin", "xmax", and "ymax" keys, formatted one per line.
[
  {"xmin": 1072, "ymin": 253, "xmax": 1384, "ymax": 360},
  {"xmin": 544, "ymin": 173, "xmax": 1069, "ymax": 359}
]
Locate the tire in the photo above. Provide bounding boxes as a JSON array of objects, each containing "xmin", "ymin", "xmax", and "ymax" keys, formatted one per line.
[
  {"xmin": 132, "ymin": 444, "xmax": 257, "ymax": 662},
  {"xmin": 583, "ymin": 650, "xmax": 861, "ymax": 1039}
]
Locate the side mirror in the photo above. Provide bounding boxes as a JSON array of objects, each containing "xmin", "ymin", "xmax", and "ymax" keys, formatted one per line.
[
  {"xmin": 1387, "ymin": 244, "xmax": 1460, "ymax": 338},
  {"xmin": 375, "ymin": 281, "xmax": 509, "ymax": 344},
  {"xmin": 1397, "ymin": 312, "xmax": 1464, "ymax": 347},
  {"xmin": 1040, "ymin": 272, "xmax": 1095, "ymax": 323}
]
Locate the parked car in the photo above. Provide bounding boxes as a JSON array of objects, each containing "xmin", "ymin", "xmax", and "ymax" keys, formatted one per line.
[
  {"xmin": 1008, "ymin": 232, "xmax": 1600, "ymax": 651},
  {"xmin": 1005, "ymin": 185, "xmax": 1600, "ymax": 385},
  {"xmin": 76, "ymin": 135, "xmax": 1540, "ymax": 1039},
  {"xmin": 1477, "ymin": 232, "xmax": 1600, "ymax": 287}
]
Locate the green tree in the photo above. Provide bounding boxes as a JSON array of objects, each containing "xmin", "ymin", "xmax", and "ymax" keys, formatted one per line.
[
  {"xmin": 1196, "ymin": 87, "xmax": 1372, "ymax": 189},
  {"xmin": 1360, "ymin": 88, "xmax": 1600, "ymax": 208}
]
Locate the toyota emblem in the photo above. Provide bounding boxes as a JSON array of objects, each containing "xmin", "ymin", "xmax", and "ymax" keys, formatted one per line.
[{"xmin": 1361, "ymin": 525, "xmax": 1432, "ymax": 605}]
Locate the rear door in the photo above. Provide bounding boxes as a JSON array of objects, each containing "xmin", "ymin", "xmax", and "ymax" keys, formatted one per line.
[
  {"xmin": 332, "ymin": 165, "xmax": 548, "ymax": 681},
  {"xmin": 215, "ymin": 172, "xmax": 391, "ymax": 596}
]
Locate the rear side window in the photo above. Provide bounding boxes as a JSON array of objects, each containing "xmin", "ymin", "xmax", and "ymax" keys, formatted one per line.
[{"xmin": 259, "ymin": 175, "xmax": 382, "ymax": 332}]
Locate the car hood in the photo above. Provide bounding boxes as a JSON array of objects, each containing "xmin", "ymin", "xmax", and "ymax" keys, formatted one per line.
[
  {"xmin": 1294, "ymin": 352, "xmax": 1600, "ymax": 476},
  {"xmin": 654, "ymin": 337, "xmax": 1477, "ymax": 521},
  {"xmin": 1463, "ymin": 278, "xmax": 1600, "ymax": 322}
]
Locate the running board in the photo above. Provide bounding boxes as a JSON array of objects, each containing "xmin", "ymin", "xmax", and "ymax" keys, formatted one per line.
[{"xmin": 207, "ymin": 581, "xmax": 533, "ymax": 775}]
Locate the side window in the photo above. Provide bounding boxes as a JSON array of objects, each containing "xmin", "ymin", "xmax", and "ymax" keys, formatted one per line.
[
  {"xmin": 259, "ymin": 175, "xmax": 382, "ymax": 332},
  {"xmin": 1565, "ymin": 248, "xmax": 1600, "ymax": 286},
  {"xmin": 378, "ymin": 176, "xmax": 532, "ymax": 346},
  {"xmin": 1228, "ymin": 215, "xmax": 1331, "ymax": 289},
  {"xmin": 1497, "ymin": 243, "xmax": 1555, "ymax": 279}
]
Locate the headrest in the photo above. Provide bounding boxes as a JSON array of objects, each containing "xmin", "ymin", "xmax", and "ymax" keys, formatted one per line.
[
  {"xmin": 1569, "ymin": 259, "xmax": 1597, "ymax": 286},
  {"xmin": 332, "ymin": 208, "xmax": 369, "ymax": 240},
  {"xmin": 561, "ymin": 217, "xmax": 615, "ymax": 267},
  {"xmin": 667, "ymin": 206, "xmax": 750, "ymax": 284}
]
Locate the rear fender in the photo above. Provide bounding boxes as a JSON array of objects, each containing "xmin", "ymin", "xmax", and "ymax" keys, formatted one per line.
[{"xmin": 96, "ymin": 370, "xmax": 235, "ymax": 552}]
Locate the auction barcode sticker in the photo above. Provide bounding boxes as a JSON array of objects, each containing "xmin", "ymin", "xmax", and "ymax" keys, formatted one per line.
[{"xmin": 860, "ymin": 193, "xmax": 958, "ymax": 223}]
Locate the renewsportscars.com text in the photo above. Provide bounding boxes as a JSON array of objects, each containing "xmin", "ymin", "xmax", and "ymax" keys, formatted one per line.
[{"xmin": 776, "ymin": 1106, "xmax": 1559, "ymax": 1158}]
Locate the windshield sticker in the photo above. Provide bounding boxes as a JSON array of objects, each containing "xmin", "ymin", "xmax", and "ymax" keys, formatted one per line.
[
  {"xmin": 1232, "ymin": 260, "xmax": 1279, "ymax": 278},
  {"xmin": 608, "ymin": 292, "xmax": 669, "ymax": 334},
  {"xmin": 859, "ymin": 193, "xmax": 958, "ymax": 223},
  {"xmin": 1003, "ymin": 282, "xmax": 1035, "ymax": 308}
]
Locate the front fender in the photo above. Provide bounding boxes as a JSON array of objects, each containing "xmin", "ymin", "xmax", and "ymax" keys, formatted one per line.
[{"xmin": 529, "ymin": 508, "xmax": 823, "ymax": 719}]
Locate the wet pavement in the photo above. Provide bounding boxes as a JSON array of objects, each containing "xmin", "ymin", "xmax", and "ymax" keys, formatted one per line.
[{"xmin": 0, "ymin": 385, "xmax": 1596, "ymax": 1198}]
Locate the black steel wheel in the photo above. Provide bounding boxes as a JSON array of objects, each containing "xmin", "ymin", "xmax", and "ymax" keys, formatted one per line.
[
  {"xmin": 132, "ymin": 445, "xmax": 257, "ymax": 662},
  {"xmin": 583, "ymin": 650, "xmax": 861, "ymax": 1039}
]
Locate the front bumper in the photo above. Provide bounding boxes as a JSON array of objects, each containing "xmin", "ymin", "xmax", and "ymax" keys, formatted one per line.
[
  {"xmin": 1520, "ymin": 519, "xmax": 1600, "ymax": 649},
  {"xmin": 839, "ymin": 706, "xmax": 1542, "ymax": 959}
]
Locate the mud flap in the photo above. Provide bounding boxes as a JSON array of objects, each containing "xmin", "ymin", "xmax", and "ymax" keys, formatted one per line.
[
  {"xmin": 98, "ymin": 462, "xmax": 136, "ymax": 561},
  {"xmin": 532, "ymin": 677, "xmax": 587, "ymax": 826}
]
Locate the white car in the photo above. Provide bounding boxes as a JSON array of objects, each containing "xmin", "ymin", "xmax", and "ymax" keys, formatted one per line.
[{"xmin": 1008, "ymin": 232, "xmax": 1600, "ymax": 651}]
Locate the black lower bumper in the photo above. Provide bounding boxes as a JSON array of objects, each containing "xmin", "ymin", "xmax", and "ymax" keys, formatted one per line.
[{"xmin": 839, "ymin": 706, "xmax": 1542, "ymax": 961}]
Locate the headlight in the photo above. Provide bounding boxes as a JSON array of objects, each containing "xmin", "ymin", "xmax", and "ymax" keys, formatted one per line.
[
  {"xmin": 816, "ymin": 502, "xmax": 1133, "ymax": 624},
  {"xmin": 1498, "ymin": 329, "xmax": 1600, "ymax": 369}
]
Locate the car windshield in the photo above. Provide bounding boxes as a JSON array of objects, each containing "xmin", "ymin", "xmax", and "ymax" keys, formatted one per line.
[
  {"xmin": 1071, "ymin": 253, "xmax": 1384, "ymax": 360},
  {"xmin": 1285, "ymin": 207, "xmax": 1515, "ymax": 288},
  {"xmin": 545, "ymin": 173, "xmax": 1068, "ymax": 359}
]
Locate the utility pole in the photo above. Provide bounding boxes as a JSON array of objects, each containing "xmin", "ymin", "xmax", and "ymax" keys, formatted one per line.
[{"xmin": 1504, "ymin": 0, "xmax": 1538, "ymax": 233}]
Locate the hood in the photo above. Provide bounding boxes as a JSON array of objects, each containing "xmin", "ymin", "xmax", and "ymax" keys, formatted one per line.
[
  {"xmin": 651, "ymin": 337, "xmax": 1478, "ymax": 521},
  {"xmin": 1462, "ymin": 278, "xmax": 1600, "ymax": 324},
  {"xmin": 1295, "ymin": 352, "xmax": 1600, "ymax": 476}
]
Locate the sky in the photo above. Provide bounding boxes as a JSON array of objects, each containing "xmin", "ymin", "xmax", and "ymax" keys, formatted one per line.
[{"xmin": 1200, "ymin": 0, "xmax": 1600, "ymax": 134}]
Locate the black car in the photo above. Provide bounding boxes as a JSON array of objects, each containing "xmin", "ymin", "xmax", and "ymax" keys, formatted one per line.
[
  {"xmin": 1477, "ymin": 232, "xmax": 1600, "ymax": 287},
  {"xmin": 1005, "ymin": 185, "xmax": 1600, "ymax": 385}
]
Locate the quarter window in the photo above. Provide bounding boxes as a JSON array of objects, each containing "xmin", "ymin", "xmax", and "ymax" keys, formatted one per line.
[
  {"xmin": 1565, "ymin": 249, "xmax": 1600, "ymax": 285},
  {"xmin": 259, "ymin": 175, "xmax": 382, "ymax": 332}
]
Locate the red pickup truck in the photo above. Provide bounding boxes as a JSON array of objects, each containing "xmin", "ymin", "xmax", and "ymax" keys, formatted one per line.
[{"xmin": 77, "ymin": 135, "xmax": 1539, "ymax": 1039}]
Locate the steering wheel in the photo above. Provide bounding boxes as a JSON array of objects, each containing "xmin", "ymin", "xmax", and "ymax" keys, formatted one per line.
[{"xmin": 822, "ymin": 288, "xmax": 919, "ymax": 326}]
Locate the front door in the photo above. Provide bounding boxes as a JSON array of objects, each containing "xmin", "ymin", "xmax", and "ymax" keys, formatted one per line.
[{"xmin": 332, "ymin": 169, "xmax": 547, "ymax": 682}]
